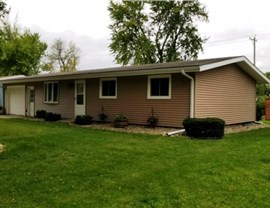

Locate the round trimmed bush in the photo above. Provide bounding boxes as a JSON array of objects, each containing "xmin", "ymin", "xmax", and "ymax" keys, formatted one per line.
[{"xmin": 183, "ymin": 117, "xmax": 225, "ymax": 139}]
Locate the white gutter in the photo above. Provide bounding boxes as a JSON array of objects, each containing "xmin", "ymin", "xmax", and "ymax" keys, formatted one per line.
[{"xmin": 181, "ymin": 70, "xmax": 194, "ymax": 118}]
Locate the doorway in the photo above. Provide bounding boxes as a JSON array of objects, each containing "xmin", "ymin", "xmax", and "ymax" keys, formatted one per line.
[
  {"xmin": 74, "ymin": 80, "xmax": 85, "ymax": 116},
  {"xmin": 27, "ymin": 86, "xmax": 35, "ymax": 117}
]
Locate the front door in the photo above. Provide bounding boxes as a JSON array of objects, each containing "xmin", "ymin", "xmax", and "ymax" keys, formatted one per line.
[
  {"xmin": 74, "ymin": 80, "xmax": 85, "ymax": 116},
  {"xmin": 27, "ymin": 86, "xmax": 35, "ymax": 117}
]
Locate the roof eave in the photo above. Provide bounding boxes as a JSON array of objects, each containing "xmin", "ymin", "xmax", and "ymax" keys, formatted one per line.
[
  {"xmin": 199, "ymin": 56, "xmax": 270, "ymax": 84},
  {"xmin": 1, "ymin": 66, "xmax": 200, "ymax": 84}
]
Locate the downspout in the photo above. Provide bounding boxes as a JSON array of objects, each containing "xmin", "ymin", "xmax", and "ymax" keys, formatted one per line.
[
  {"xmin": 181, "ymin": 70, "xmax": 194, "ymax": 118},
  {"xmin": 166, "ymin": 70, "xmax": 195, "ymax": 136}
]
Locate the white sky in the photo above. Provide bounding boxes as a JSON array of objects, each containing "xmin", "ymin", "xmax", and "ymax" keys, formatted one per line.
[{"xmin": 6, "ymin": 0, "xmax": 270, "ymax": 72}]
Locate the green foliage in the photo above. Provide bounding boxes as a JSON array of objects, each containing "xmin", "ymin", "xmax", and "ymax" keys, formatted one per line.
[
  {"xmin": 0, "ymin": 0, "xmax": 9, "ymax": 20},
  {"xmin": 256, "ymin": 72, "xmax": 270, "ymax": 97},
  {"xmin": 0, "ymin": 20, "xmax": 47, "ymax": 76},
  {"xmin": 114, "ymin": 114, "xmax": 128, "ymax": 128},
  {"xmin": 147, "ymin": 115, "xmax": 158, "ymax": 127},
  {"xmin": 114, "ymin": 114, "xmax": 128, "ymax": 122},
  {"xmin": 108, "ymin": 0, "xmax": 208, "ymax": 65},
  {"xmin": 1, "ymin": 119, "xmax": 270, "ymax": 207},
  {"xmin": 256, "ymin": 95, "xmax": 268, "ymax": 121},
  {"xmin": 255, "ymin": 72, "xmax": 270, "ymax": 120},
  {"xmin": 75, "ymin": 115, "xmax": 93, "ymax": 125},
  {"xmin": 183, "ymin": 117, "xmax": 225, "ymax": 139},
  {"xmin": 147, "ymin": 107, "xmax": 158, "ymax": 127},
  {"xmin": 36, "ymin": 110, "xmax": 47, "ymax": 119},
  {"xmin": 98, "ymin": 105, "xmax": 108, "ymax": 122},
  {"xmin": 98, "ymin": 112, "xmax": 108, "ymax": 122},
  {"xmin": 45, "ymin": 112, "xmax": 62, "ymax": 121},
  {"xmin": 35, "ymin": 110, "xmax": 62, "ymax": 121},
  {"xmin": 42, "ymin": 38, "xmax": 80, "ymax": 72}
]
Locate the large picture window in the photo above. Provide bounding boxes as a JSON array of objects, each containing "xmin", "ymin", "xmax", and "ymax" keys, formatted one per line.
[
  {"xmin": 44, "ymin": 82, "xmax": 59, "ymax": 103},
  {"xmin": 100, "ymin": 78, "xmax": 117, "ymax": 99},
  {"xmin": 148, "ymin": 75, "xmax": 171, "ymax": 99}
]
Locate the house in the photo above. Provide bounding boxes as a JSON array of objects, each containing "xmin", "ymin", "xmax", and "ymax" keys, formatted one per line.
[{"xmin": 1, "ymin": 56, "xmax": 269, "ymax": 127}]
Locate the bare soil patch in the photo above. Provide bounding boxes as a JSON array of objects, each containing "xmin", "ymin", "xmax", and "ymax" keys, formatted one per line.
[{"xmin": 80, "ymin": 123, "xmax": 178, "ymax": 136}]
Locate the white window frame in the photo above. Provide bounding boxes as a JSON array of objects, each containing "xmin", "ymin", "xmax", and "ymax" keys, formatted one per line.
[
  {"xmin": 147, "ymin": 74, "xmax": 171, "ymax": 99},
  {"xmin": 99, "ymin": 78, "xmax": 117, "ymax": 99},
  {"xmin": 44, "ymin": 81, "xmax": 59, "ymax": 104}
]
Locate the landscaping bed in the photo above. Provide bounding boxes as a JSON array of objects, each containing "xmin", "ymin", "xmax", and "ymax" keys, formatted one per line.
[{"xmin": 75, "ymin": 122, "xmax": 269, "ymax": 135}]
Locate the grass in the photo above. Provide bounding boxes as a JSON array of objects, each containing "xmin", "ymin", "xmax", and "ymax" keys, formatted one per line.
[
  {"xmin": 1, "ymin": 119, "xmax": 270, "ymax": 207},
  {"xmin": 263, "ymin": 119, "xmax": 270, "ymax": 125}
]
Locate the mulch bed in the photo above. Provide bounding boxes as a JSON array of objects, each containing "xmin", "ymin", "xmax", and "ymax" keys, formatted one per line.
[
  {"xmin": 73, "ymin": 122, "xmax": 269, "ymax": 136},
  {"xmin": 1, "ymin": 115, "xmax": 268, "ymax": 136}
]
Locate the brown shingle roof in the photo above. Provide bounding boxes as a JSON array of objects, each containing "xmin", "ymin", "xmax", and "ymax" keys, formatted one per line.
[{"xmin": 1, "ymin": 56, "xmax": 269, "ymax": 84}]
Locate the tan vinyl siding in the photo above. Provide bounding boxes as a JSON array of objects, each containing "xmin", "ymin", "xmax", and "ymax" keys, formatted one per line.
[
  {"xmin": 34, "ymin": 80, "xmax": 74, "ymax": 118},
  {"xmin": 195, "ymin": 64, "xmax": 256, "ymax": 124},
  {"xmin": 86, "ymin": 74, "xmax": 190, "ymax": 127}
]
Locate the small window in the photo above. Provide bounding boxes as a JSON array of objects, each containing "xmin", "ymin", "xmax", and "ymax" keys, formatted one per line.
[
  {"xmin": 76, "ymin": 82, "xmax": 84, "ymax": 105},
  {"xmin": 148, "ymin": 75, "xmax": 171, "ymax": 99},
  {"xmin": 44, "ymin": 82, "xmax": 59, "ymax": 103},
  {"xmin": 100, "ymin": 78, "xmax": 117, "ymax": 99}
]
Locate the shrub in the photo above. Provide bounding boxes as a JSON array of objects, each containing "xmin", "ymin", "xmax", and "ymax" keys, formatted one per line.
[
  {"xmin": 98, "ymin": 105, "xmax": 108, "ymax": 122},
  {"xmin": 114, "ymin": 114, "xmax": 128, "ymax": 122},
  {"xmin": 75, "ymin": 115, "xmax": 93, "ymax": 125},
  {"xmin": 98, "ymin": 112, "xmax": 108, "ymax": 122},
  {"xmin": 36, "ymin": 110, "xmax": 47, "ymax": 119},
  {"xmin": 147, "ymin": 115, "xmax": 158, "ymax": 128},
  {"xmin": 147, "ymin": 107, "xmax": 158, "ymax": 128},
  {"xmin": 45, "ymin": 112, "xmax": 62, "ymax": 122},
  {"xmin": 183, "ymin": 117, "xmax": 225, "ymax": 139},
  {"xmin": 256, "ymin": 104, "xmax": 264, "ymax": 121},
  {"xmin": 256, "ymin": 96, "xmax": 267, "ymax": 121},
  {"xmin": 114, "ymin": 114, "xmax": 128, "ymax": 128}
]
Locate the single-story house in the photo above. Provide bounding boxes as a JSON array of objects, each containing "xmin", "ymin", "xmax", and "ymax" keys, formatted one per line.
[{"xmin": 1, "ymin": 56, "xmax": 269, "ymax": 127}]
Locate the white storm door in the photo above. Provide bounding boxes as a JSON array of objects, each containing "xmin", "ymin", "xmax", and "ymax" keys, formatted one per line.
[
  {"xmin": 74, "ymin": 80, "xmax": 86, "ymax": 116},
  {"xmin": 27, "ymin": 86, "xmax": 35, "ymax": 117}
]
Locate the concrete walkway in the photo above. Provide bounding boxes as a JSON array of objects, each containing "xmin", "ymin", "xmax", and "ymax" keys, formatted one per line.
[
  {"xmin": 0, "ymin": 114, "xmax": 73, "ymax": 123},
  {"xmin": 0, "ymin": 115, "xmax": 26, "ymax": 119}
]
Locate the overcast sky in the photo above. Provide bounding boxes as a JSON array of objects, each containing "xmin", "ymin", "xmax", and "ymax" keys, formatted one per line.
[{"xmin": 6, "ymin": 0, "xmax": 270, "ymax": 72}]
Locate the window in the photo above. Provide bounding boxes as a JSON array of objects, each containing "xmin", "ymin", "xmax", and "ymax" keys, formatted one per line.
[
  {"xmin": 148, "ymin": 75, "xmax": 171, "ymax": 99},
  {"xmin": 44, "ymin": 82, "xmax": 59, "ymax": 103},
  {"xmin": 100, "ymin": 78, "xmax": 117, "ymax": 99},
  {"xmin": 76, "ymin": 82, "xmax": 84, "ymax": 105}
]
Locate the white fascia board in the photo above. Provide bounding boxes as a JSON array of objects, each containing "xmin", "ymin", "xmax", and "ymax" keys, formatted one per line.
[
  {"xmin": 199, "ymin": 57, "xmax": 246, "ymax": 72},
  {"xmin": 0, "ymin": 75, "xmax": 26, "ymax": 81},
  {"xmin": 237, "ymin": 58, "xmax": 270, "ymax": 84}
]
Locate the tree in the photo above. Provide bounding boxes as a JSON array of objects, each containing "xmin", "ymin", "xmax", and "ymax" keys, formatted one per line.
[
  {"xmin": 0, "ymin": 20, "xmax": 47, "ymax": 76},
  {"xmin": 257, "ymin": 72, "xmax": 270, "ymax": 97},
  {"xmin": 0, "ymin": 0, "xmax": 9, "ymax": 20},
  {"xmin": 108, "ymin": 0, "xmax": 208, "ymax": 65},
  {"xmin": 42, "ymin": 38, "xmax": 80, "ymax": 72},
  {"xmin": 256, "ymin": 72, "xmax": 270, "ymax": 120}
]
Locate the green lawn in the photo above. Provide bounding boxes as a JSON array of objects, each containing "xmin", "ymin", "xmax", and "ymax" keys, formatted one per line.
[
  {"xmin": 1, "ymin": 119, "xmax": 270, "ymax": 208},
  {"xmin": 263, "ymin": 119, "xmax": 270, "ymax": 125}
]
